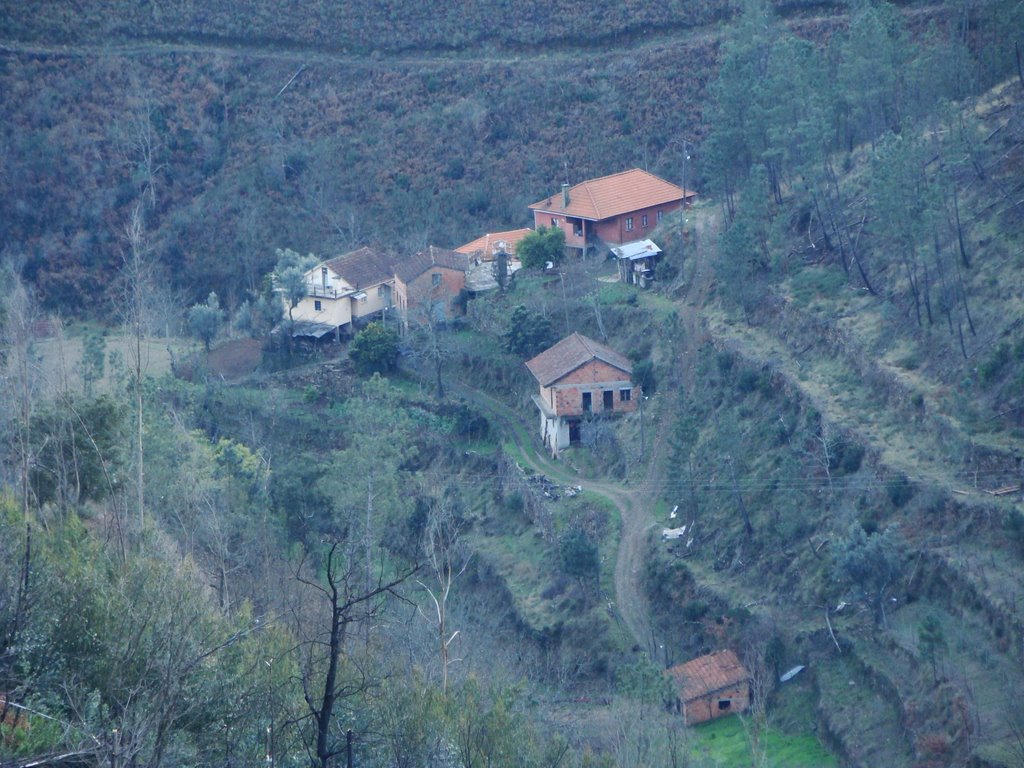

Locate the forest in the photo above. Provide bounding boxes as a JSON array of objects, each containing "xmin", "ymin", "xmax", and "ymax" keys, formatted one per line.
[{"xmin": 2, "ymin": 0, "xmax": 1024, "ymax": 765}]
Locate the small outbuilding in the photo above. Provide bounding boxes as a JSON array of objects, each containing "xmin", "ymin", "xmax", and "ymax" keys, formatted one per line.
[
  {"xmin": 611, "ymin": 239, "xmax": 662, "ymax": 287},
  {"xmin": 666, "ymin": 649, "xmax": 750, "ymax": 725}
]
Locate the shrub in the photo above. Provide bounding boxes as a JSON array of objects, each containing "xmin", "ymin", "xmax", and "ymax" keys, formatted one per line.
[
  {"xmin": 349, "ymin": 322, "xmax": 400, "ymax": 374},
  {"xmin": 886, "ymin": 476, "xmax": 915, "ymax": 508},
  {"xmin": 737, "ymin": 367, "xmax": 760, "ymax": 394},
  {"xmin": 978, "ymin": 342, "xmax": 1011, "ymax": 384}
]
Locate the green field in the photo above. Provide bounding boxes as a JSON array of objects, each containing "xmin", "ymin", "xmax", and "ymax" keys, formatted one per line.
[{"xmin": 691, "ymin": 715, "xmax": 837, "ymax": 768}]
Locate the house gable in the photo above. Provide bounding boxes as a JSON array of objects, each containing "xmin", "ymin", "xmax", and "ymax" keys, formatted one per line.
[{"xmin": 525, "ymin": 332, "xmax": 632, "ymax": 388}]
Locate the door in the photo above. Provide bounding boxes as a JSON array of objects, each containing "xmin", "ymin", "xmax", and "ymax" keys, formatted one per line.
[{"xmin": 603, "ymin": 390, "xmax": 614, "ymax": 410}]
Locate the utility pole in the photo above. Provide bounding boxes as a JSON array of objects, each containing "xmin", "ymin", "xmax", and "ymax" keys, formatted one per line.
[{"xmin": 671, "ymin": 138, "xmax": 694, "ymax": 275}]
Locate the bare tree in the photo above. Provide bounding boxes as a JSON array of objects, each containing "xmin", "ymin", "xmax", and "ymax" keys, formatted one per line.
[
  {"xmin": 114, "ymin": 91, "xmax": 166, "ymax": 212},
  {"xmin": 739, "ymin": 624, "xmax": 776, "ymax": 768},
  {"xmin": 417, "ymin": 490, "xmax": 471, "ymax": 694},
  {"xmin": 121, "ymin": 204, "xmax": 151, "ymax": 532},
  {"xmin": 296, "ymin": 541, "xmax": 418, "ymax": 768}
]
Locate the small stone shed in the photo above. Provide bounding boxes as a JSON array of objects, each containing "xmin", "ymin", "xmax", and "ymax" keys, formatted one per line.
[{"xmin": 666, "ymin": 649, "xmax": 751, "ymax": 725}]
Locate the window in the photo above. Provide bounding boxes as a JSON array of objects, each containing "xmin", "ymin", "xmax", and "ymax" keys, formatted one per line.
[
  {"xmin": 717, "ymin": 700, "xmax": 732, "ymax": 711},
  {"xmin": 573, "ymin": 220, "xmax": 583, "ymax": 237},
  {"xmin": 432, "ymin": 273, "xmax": 442, "ymax": 287},
  {"xmin": 582, "ymin": 392, "xmax": 592, "ymax": 412},
  {"xmin": 657, "ymin": 210, "xmax": 664, "ymax": 223},
  {"xmin": 377, "ymin": 285, "xmax": 385, "ymax": 297},
  {"xmin": 603, "ymin": 390, "xmax": 614, "ymax": 410},
  {"xmin": 625, "ymin": 216, "xmax": 634, "ymax": 232},
  {"xmin": 641, "ymin": 214, "xmax": 648, "ymax": 228},
  {"xmin": 314, "ymin": 300, "xmax": 322, "ymax": 311},
  {"xmin": 551, "ymin": 217, "xmax": 559, "ymax": 227},
  {"xmin": 619, "ymin": 388, "xmax": 631, "ymax": 402}
]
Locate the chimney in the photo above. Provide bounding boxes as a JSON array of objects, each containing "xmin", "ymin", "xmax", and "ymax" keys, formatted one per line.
[{"xmin": 561, "ymin": 183, "xmax": 570, "ymax": 209}]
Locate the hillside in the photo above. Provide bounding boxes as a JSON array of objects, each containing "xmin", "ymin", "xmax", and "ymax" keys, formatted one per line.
[
  {"xmin": 637, "ymin": 69, "xmax": 1024, "ymax": 765},
  {"xmin": 2, "ymin": 0, "xmax": 1024, "ymax": 767},
  {"xmin": 1, "ymin": 0, "xmax": 998, "ymax": 314}
]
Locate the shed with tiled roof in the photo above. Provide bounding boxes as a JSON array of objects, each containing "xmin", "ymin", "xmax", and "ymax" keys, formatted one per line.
[{"xmin": 666, "ymin": 649, "xmax": 750, "ymax": 725}]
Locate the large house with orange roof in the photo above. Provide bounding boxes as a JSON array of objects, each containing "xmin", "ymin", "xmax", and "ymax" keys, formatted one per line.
[{"xmin": 528, "ymin": 168, "xmax": 695, "ymax": 255}]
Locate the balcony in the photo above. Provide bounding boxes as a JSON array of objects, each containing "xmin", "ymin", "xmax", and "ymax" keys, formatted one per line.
[{"xmin": 306, "ymin": 284, "xmax": 347, "ymax": 299}]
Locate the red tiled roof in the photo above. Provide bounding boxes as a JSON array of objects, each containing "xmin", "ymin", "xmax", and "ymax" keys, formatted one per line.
[
  {"xmin": 667, "ymin": 650, "xmax": 749, "ymax": 702},
  {"xmin": 525, "ymin": 332, "xmax": 632, "ymax": 387},
  {"xmin": 325, "ymin": 246, "xmax": 395, "ymax": 289},
  {"xmin": 394, "ymin": 245, "xmax": 469, "ymax": 282},
  {"xmin": 455, "ymin": 228, "xmax": 533, "ymax": 259},
  {"xmin": 528, "ymin": 168, "xmax": 694, "ymax": 221}
]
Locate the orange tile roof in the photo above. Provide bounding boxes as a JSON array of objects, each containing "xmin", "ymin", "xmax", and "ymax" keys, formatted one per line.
[
  {"xmin": 455, "ymin": 228, "xmax": 533, "ymax": 259},
  {"xmin": 525, "ymin": 332, "xmax": 632, "ymax": 387},
  {"xmin": 667, "ymin": 650, "xmax": 749, "ymax": 702},
  {"xmin": 529, "ymin": 168, "xmax": 694, "ymax": 221}
]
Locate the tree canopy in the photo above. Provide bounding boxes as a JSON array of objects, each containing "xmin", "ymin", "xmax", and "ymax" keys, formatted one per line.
[
  {"xmin": 516, "ymin": 226, "xmax": 565, "ymax": 269},
  {"xmin": 349, "ymin": 321, "xmax": 401, "ymax": 375}
]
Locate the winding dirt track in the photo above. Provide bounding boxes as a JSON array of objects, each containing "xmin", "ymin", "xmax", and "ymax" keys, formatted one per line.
[
  {"xmin": 442, "ymin": 379, "xmax": 662, "ymax": 651},
  {"xmin": 440, "ymin": 225, "xmax": 714, "ymax": 656}
]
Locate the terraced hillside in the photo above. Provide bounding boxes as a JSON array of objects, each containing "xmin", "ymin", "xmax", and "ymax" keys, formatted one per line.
[{"xmin": 637, "ymin": 76, "xmax": 1024, "ymax": 766}]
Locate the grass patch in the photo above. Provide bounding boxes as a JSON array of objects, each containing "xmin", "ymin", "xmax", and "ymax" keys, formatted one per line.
[
  {"xmin": 691, "ymin": 715, "xmax": 837, "ymax": 768},
  {"xmin": 786, "ymin": 266, "xmax": 848, "ymax": 309}
]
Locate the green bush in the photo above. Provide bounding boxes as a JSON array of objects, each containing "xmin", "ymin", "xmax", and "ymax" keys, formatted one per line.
[
  {"xmin": 978, "ymin": 342, "xmax": 1011, "ymax": 384},
  {"xmin": 349, "ymin": 322, "xmax": 400, "ymax": 374},
  {"xmin": 886, "ymin": 476, "xmax": 915, "ymax": 508}
]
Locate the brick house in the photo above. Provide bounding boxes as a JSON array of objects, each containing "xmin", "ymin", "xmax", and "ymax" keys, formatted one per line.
[
  {"xmin": 393, "ymin": 246, "xmax": 470, "ymax": 326},
  {"xmin": 525, "ymin": 333, "xmax": 638, "ymax": 456},
  {"xmin": 528, "ymin": 168, "xmax": 696, "ymax": 256},
  {"xmin": 666, "ymin": 650, "xmax": 751, "ymax": 725}
]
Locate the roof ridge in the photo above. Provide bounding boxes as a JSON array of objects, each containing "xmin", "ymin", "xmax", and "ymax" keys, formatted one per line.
[{"xmin": 582, "ymin": 179, "xmax": 601, "ymax": 220}]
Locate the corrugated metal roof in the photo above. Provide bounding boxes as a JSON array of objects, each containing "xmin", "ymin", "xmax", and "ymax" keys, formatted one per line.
[
  {"xmin": 290, "ymin": 321, "xmax": 337, "ymax": 339},
  {"xmin": 529, "ymin": 168, "xmax": 694, "ymax": 221},
  {"xmin": 525, "ymin": 332, "xmax": 632, "ymax": 387},
  {"xmin": 611, "ymin": 239, "xmax": 663, "ymax": 260},
  {"xmin": 666, "ymin": 650, "xmax": 749, "ymax": 702}
]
